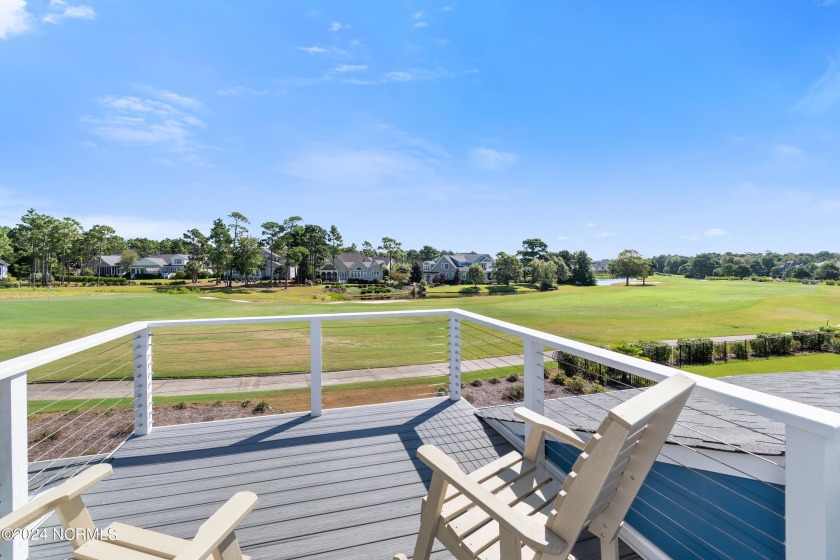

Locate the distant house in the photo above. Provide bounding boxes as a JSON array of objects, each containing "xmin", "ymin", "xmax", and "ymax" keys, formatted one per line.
[
  {"xmin": 84, "ymin": 255, "xmax": 124, "ymax": 277},
  {"xmin": 0, "ymin": 259, "xmax": 8, "ymax": 279},
  {"xmin": 130, "ymin": 254, "xmax": 190, "ymax": 278},
  {"xmin": 422, "ymin": 253, "xmax": 494, "ymax": 283},
  {"xmin": 230, "ymin": 249, "xmax": 294, "ymax": 281},
  {"xmin": 84, "ymin": 254, "xmax": 191, "ymax": 278},
  {"xmin": 319, "ymin": 252, "xmax": 388, "ymax": 283},
  {"xmin": 592, "ymin": 259, "xmax": 610, "ymax": 273}
]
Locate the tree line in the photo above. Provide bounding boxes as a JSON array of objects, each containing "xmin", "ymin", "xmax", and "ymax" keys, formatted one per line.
[
  {"xmin": 0, "ymin": 209, "xmax": 459, "ymax": 287},
  {"xmin": 493, "ymin": 238, "xmax": 598, "ymax": 289}
]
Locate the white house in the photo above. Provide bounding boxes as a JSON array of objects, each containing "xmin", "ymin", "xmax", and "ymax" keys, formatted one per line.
[
  {"xmin": 422, "ymin": 252, "xmax": 494, "ymax": 283},
  {"xmin": 0, "ymin": 259, "xmax": 8, "ymax": 279},
  {"xmin": 319, "ymin": 252, "xmax": 388, "ymax": 283},
  {"xmin": 130, "ymin": 254, "xmax": 190, "ymax": 277}
]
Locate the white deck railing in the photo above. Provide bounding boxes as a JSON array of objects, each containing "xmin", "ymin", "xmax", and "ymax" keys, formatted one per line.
[{"xmin": 2, "ymin": 309, "xmax": 840, "ymax": 559}]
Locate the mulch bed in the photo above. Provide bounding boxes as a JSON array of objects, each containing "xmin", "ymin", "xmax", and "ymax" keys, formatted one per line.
[{"xmin": 28, "ymin": 378, "xmax": 579, "ymax": 462}]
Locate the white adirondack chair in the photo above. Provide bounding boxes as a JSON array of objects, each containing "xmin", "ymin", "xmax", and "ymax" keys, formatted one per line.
[
  {"xmin": 0, "ymin": 464, "xmax": 257, "ymax": 560},
  {"xmin": 395, "ymin": 373, "xmax": 695, "ymax": 560}
]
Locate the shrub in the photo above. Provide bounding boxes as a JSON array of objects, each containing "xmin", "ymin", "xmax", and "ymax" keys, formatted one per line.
[
  {"xmin": 504, "ymin": 383, "xmax": 525, "ymax": 400},
  {"xmin": 591, "ymin": 383, "xmax": 605, "ymax": 393},
  {"xmin": 459, "ymin": 286, "xmax": 481, "ymax": 294},
  {"xmin": 826, "ymin": 280, "xmax": 836, "ymax": 286},
  {"xmin": 240, "ymin": 400, "xmax": 251, "ymax": 408},
  {"xmin": 731, "ymin": 341, "xmax": 749, "ymax": 360},
  {"xmin": 676, "ymin": 338, "xmax": 714, "ymax": 365},
  {"xmin": 469, "ymin": 378, "xmax": 483, "ymax": 387},
  {"xmin": 793, "ymin": 330, "xmax": 823, "ymax": 351},
  {"xmin": 550, "ymin": 373, "xmax": 566, "ymax": 386},
  {"xmin": 754, "ymin": 333, "xmax": 792, "ymax": 357},
  {"xmin": 434, "ymin": 385, "xmax": 449, "ymax": 397},
  {"xmin": 212, "ymin": 400, "xmax": 223, "ymax": 407},
  {"xmin": 553, "ymin": 351, "xmax": 582, "ymax": 377},
  {"xmin": 488, "ymin": 376, "xmax": 501, "ymax": 384},
  {"xmin": 713, "ymin": 342, "xmax": 728, "ymax": 362},
  {"xmin": 252, "ymin": 401, "xmax": 271, "ymax": 413},
  {"xmin": 173, "ymin": 401, "xmax": 187, "ymax": 410},
  {"xmin": 506, "ymin": 373, "xmax": 520, "ymax": 383},
  {"xmin": 566, "ymin": 377, "xmax": 586, "ymax": 394},
  {"xmin": 634, "ymin": 340, "xmax": 672, "ymax": 364}
]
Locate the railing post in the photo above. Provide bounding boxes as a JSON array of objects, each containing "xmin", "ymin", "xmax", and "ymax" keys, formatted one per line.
[
  {"xmin": 133, "ymin": 328, "xmax": 153, "ymax": 436},
  {"xmin": 0, "ymin": 371, "xmax": 29, "ymax": 560},
  {"xmin": 310, "ymin": 318, "xmax": 322, "ymax": 417},
  {"xmin": 523, "ymin": 338, "xmax": 544, "ymax": 415},
  {"xmin": 448, "ymin": 315, "xmax": 461, "ymax": 401},
  {"xmin": 785, "ymin": 426, "xmax": 840, "ymax": 559}
]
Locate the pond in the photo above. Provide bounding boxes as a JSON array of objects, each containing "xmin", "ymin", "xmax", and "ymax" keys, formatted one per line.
[{"xmin": 596, "ymin": 278, "xmax": 631, "ymax": 286}]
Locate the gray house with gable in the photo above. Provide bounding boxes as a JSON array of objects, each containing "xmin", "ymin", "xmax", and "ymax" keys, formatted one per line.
[{"xmin": 422, "ymin": 253, "xmax": 494, "ymax": 283}]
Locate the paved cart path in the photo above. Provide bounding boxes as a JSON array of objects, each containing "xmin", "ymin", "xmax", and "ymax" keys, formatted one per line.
[{"xmin": 27, "ymin": 355, "xmax": 527, "ymax": 400}]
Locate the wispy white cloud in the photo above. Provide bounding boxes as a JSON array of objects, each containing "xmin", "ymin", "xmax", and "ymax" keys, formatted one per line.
[
  {"xmin": 585, "ymin": 222, "xmax": 597, "ymax": 228},
  {"xmin": 556, "ymin": 235, "xmax": 569, "ymax": 241},
  {"xmin": 330, "ymin": 21, "xmax": 349, "ymax": 31},
  {"xmin": 344, "ymin": 68, "xmax": 450, "ymax": 85},
  {"xmin": 42, "ymin": 0, "xmax": 95, "ymax": 24},
  {"xmin": 441, "ymin": 6, "xmax": 454, "ymax": 11},
  {"xmin": 330, "ymin": 64, "xmax": 368, "ymax": 73},
  {"xmin": 378, "ymin": 124, "xmax": 450, "ymax": 160},
  {"xmin": 414, "ymin": 21, "xmax": 428, "ymax": 28},
  {"xmin": 704, "ymin": 228, "xmax": 728, "ymax": 238},
  {"xmin": 413, "ymin": 11, "xmax": 424, "ymax": 19},
  {"xmin": 0, "ymin": 0, "xmax": 33, "ymax": 39},
  {"xmin": 216, "ymin": 86, "xmax": 267, "ymax": 97},
  {"xmin": 281, "ymin": 148, "xmax": 432, "ymax": 185},
  {"xmin": 773, "ymin": 143, "xmax": 803, "ymax": 157},
  {"xmin": 297, "ymin": 45, "xmax": 349, "ymax": 57},
  {"xmin": 594, "ymin": 232, "xmax": 614, "ymax": 239},
  {"xmin": 468, "ymin": 148, "xmax": 518, "ymax": 171},
  {"xmin": 795, "ymin": 55, "xmax": 840, "ymax": 115},
  {"xmin": 84, "ymin": 87, "xmax": 210, "ymax": 166}
]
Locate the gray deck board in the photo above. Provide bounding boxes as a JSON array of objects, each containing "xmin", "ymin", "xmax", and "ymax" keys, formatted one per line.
[{"xmin": 29, "ymin": 397, "xmax": 638, "ymax": 559}]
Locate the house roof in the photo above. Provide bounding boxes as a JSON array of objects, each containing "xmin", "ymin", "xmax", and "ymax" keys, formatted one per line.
[
  {"xmin": 477, "ymin": 371, "xmax": 840, "ymax": 457},
  {"xmin": 0, "ymin": 259, "xmax": 8, "ymax": 266},
  {"xmin": 133, "ymin": 257, "xmax": 167, "ymax": 267},
  {"xmin": 94, "ymin": 255, "xmax": 122, "ymax": 267}
]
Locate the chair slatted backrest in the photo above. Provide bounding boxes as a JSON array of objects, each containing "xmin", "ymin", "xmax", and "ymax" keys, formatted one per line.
[{"xmin": 547, "ymin": 374, "xmax": 695, "ymax": 545}]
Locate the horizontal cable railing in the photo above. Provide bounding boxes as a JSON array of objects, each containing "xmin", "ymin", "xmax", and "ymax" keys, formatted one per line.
[
  {"xmin": 25, "ymin": 336, "xmax": 136, "ymax": 493},
  {"xmin": 2, "ymin": 309, "xmax": 840, "ymax": 560},
  {"xmin": 531, "ymin": 342, "xmax": 786, "ymax": 560}
]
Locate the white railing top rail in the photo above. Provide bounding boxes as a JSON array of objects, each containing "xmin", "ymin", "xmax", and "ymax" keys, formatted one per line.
[
  {"xmin": 3, "ymin": 308, "xmax": 839, "ymax": 440},
  {"xmin": 0, "ymin": 321, "xmax": 148, "ymax": 381},
  {"xmin": 452, "ymin": 309, "xmax": 840, "ymax": 441}
]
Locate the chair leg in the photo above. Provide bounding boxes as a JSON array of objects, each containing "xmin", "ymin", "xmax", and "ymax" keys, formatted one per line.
[
  {"xmin": 215, "ymin": 531, "xmax": 244, "ymax": 560},
  {"xmin": 412, "ymin": 472, "xmax": 449, "ymax": 560},
  {"xmin": 55, "ymin": 496, "xmax": 96, "ymax": 549},
  {"xmin": 499, "ymin": 527, "xmax": 524, "ymax": 560},
  {"xmin": 600, "ymin": 537, "xmax": 619, "ymax": 560}
]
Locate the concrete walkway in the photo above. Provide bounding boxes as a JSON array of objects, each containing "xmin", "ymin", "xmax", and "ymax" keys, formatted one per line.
[{"xmin": 27, "ymin": 355, "xmax": 526, "ymax": 400}]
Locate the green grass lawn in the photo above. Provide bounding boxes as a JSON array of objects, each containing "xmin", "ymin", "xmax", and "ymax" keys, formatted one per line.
[
  {"xmin": 3, "ymin": 276, "xmax": 839, "ymax": 381},
  {"xmin": 684, "ymin": 353, "xmax": 840, "ymax": 378}
]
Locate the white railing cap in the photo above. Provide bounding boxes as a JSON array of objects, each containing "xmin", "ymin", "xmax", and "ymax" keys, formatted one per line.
[
  {"xmin": 451, "ymin": 309, "xmax": 840, "ymax": 441},
  {"xmin": 0, "ymin": 321, "xmax": 149, "ymax": 381}
]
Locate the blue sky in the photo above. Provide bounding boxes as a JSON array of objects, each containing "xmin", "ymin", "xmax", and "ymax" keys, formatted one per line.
[{"xmin": 1, "ymin": 1, "xmax": 840, "ymax": 259}]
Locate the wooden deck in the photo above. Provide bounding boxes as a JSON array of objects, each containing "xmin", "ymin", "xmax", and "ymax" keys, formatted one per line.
[{"xmin": 29, "ymin": 398, "xmax": 639, "ymax": 559}]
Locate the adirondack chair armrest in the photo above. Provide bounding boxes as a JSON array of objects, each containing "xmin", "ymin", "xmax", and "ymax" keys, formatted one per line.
[
  {"xmin": 514, "ymin": 407, "xmax": 586, "ymax": 450},
  {"xmin": 417, "ymin": 445, "xmax": 567, "ymax": 554},
  {"xmin": 0, "ymin": 464, "xmax": 112, "ymax": 535},
  {"xmin": 173, "ymin": 491, "xmax": 258, "ymax": 560}
]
